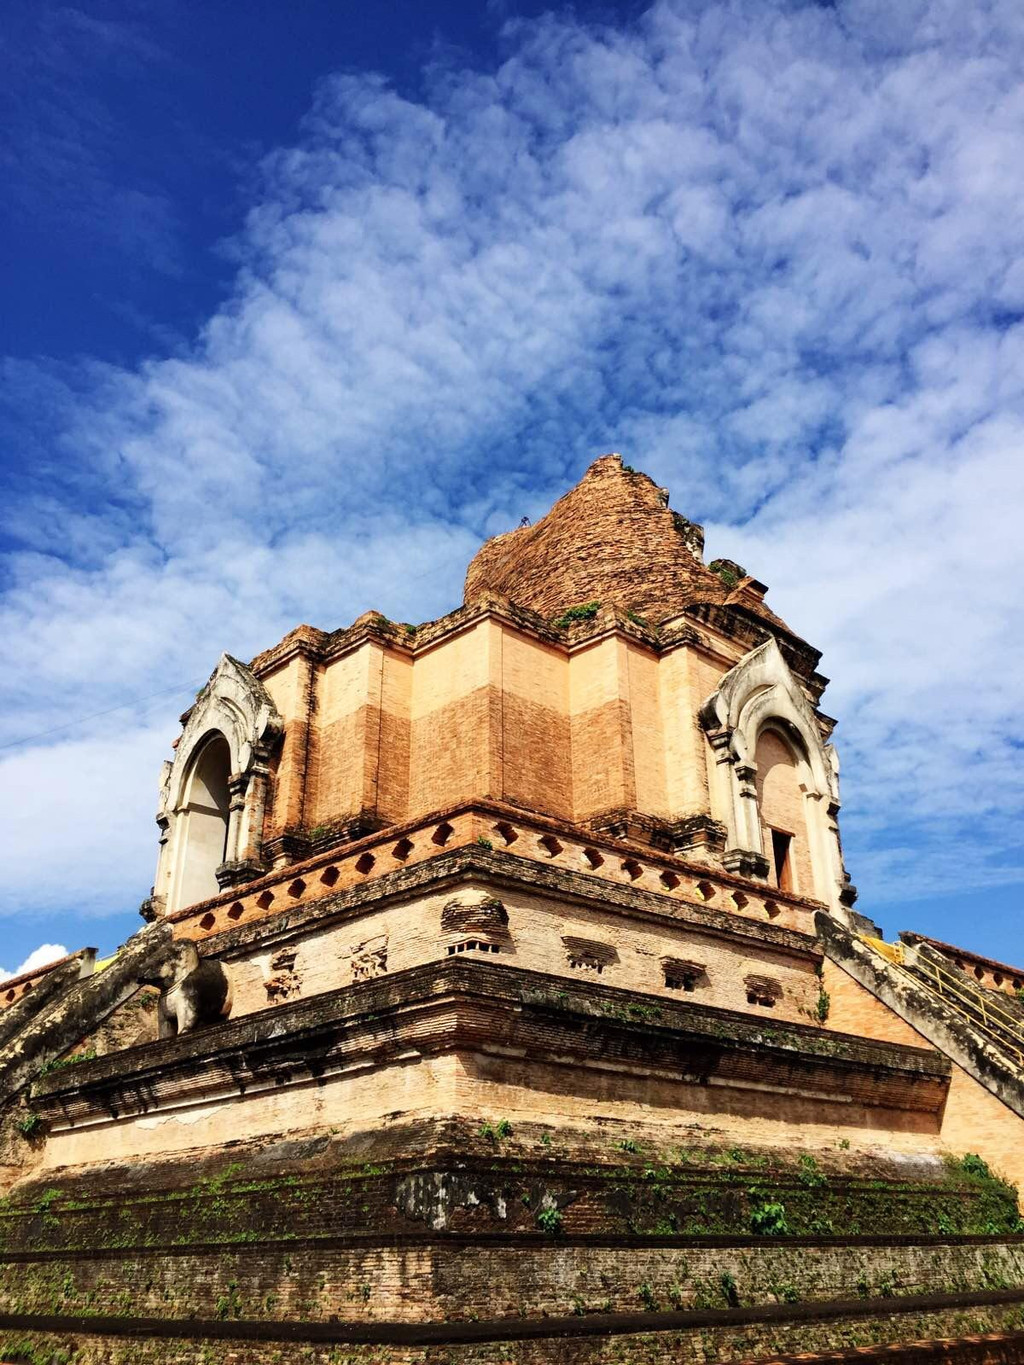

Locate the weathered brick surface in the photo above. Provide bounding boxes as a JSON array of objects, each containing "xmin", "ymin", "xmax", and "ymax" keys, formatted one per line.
[
  {"xmin": 30, "ymin": 961, "xmax": 951, "ymax": 1170},
  {"xmin": 3, "ymin": 1300, "xmax": 1024, "ymax": 1365},
  {"xmin": 2, "ymin": 1240, "xmax": 1024, "ymax": 1325},
  {"xmin": 823, "ymin": 953, "xmax": 1024, "ymax": 1192},
  {"xmin": 462, "ymin": 455, "xmax": 792, "ymax": 635},
  {"xmin": 216, "ymin": 872, "xmax": 825, "ymax": 1026},
  {"xmin": 212, "ymin": 461, "xmax": 824, "ymax": 881}
]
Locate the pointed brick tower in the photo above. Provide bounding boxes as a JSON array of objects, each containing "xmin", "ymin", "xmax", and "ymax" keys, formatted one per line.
[{"xmin": 2, "ymin": 457, "xmax": 1024, "ymax": 1364}]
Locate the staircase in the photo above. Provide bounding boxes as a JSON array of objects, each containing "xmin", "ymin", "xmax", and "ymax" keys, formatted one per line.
[{"xmin": 861, "ymin": 936, "xmax": 1024, "ymax": 1072}]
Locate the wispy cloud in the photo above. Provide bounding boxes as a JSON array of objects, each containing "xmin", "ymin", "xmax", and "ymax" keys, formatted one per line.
[{"xmin": 1, "ymin": 0, "xmax": 1022, "ymax": 948}]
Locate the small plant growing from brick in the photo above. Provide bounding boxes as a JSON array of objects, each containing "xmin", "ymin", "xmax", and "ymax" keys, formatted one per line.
[
  {"xmin": 536, "ymin": 1205, "xmax": 563, "ymax": 1235},
  {"xmin": 958, "ymin": 1152, "xmax": 991, "ymax": 1179},
  {"xmin": 719, "ymin": 1271, "xmax": 739, "ymax": 1307},
  {"xmin": 749, "ymin": 1199, "xmax": 789, "ymax": 1236},
  {"xmin": 479, "ymin": 1118, "xmax": 512, "ymax": 1143},
  {"xmin": 551, "ymin": 601, "xmax": 601, "ymax": 629},
  {"xmin": 15, "ymin": 1112, "xmax": 45, "ymax": 1141},
  {"xmin": 638, "ymin": 1281, "xmax": 658, "ymax": 1311},
  {"xmin": 215, "ymin": 1280, "xmax": 243, "ymax": 1319},
  {"xmin": 475, "ymin": 836, "xmax": 494, "ymax": 849},
  {"xmin": 815, "ymin": 987, "xmax": 831, "ymax": 1022},
  {"xmin": 797, "ymin": 1154, "xmax": 827, "ymax": 1188}
]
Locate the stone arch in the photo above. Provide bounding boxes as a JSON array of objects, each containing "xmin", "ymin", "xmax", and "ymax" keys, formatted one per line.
[
  {"xmin": 152, "ymin": 655, "xmax": 283, "ymax": 915},
  {"xmin": 700, "ymin": 638, "xmax": 847, "ymax": 912}
]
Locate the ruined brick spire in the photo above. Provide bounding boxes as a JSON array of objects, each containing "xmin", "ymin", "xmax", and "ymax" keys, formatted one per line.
[{"xmin": 464, "ymin": 453, "xmax": 792, "ymax": 632}]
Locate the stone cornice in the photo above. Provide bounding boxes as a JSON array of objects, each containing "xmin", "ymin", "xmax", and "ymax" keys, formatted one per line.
[
  {"xmin": 248, "ymin": 596, "xmax": 718, "ymax": 684},
  {"xmin": 208, "ymin": 844, "xmax": 821, "ymax": 965},
  {"xmin": 33, "ymin": 958, "xmax": 948, "ymax": 1131},
  {"xmin": 196, "ymin": 799, "xmax": 827, "ymax": 916}
]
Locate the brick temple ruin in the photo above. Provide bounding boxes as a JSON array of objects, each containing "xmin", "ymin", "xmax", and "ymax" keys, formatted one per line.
[{"xmin": 2, "ymin": 453, "xmax": 1024, "ymax": 1363}]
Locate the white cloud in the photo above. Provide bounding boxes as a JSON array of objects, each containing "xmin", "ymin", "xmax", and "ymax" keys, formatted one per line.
[
  {"xmin": 0, "ymin": 944, "xmax": 69, "ymax": 984},
  {"xmin": 1, "ymin": 0, "xmax": 1022, "ymax": 943}
]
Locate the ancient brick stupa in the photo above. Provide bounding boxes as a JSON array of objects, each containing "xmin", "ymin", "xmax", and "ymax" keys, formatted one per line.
[{"xmin": 3, "ymin": 454, "xmax": 1024, "ymax": 1363}]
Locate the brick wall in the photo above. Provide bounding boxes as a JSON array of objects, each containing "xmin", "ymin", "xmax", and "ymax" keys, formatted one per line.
[
  {"xmin": 824, "ymin": 958, "xmax": 1024, "ymax": 1192},
  {"xmin": 219, "ymin": 880, "xmax": 823, "ymax": 1025}
]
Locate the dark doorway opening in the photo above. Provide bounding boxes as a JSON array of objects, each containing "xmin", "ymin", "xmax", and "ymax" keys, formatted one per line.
[{"xmin": 771, "ymin": 829, "xmax": 793, "ymax": 893}]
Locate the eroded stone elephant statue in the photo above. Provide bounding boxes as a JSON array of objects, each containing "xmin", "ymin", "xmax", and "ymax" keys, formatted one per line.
[{"xmin": 139, "ymin": 942, "xmax": 231, "ymax": 1039}]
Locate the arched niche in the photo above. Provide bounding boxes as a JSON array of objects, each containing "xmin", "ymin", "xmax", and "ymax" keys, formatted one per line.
[
  {"xmin": 754, "ymin": 725, "xmax": 812, "ymax": 896},
  {"xmin": 152, "ymin": 655, "xmax": 283, "ymax": 915},
  {"xmin": 700, "ymin": 638, "xmax": 847, "ymax": 912},
  {"xmin": 175, "ymin": 734, "xmax": 232, "ymax": 910}
]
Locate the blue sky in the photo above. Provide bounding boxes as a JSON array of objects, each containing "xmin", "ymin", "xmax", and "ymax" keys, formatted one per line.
[{"xmin": 1, "ymin": 0, "xmax": 1022, "ymax": 978}]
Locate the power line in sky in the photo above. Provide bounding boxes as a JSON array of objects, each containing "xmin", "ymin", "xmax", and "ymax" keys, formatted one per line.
[{"xmin": 0, "ymin": 679, "xmax": 203, "ymax": 753}]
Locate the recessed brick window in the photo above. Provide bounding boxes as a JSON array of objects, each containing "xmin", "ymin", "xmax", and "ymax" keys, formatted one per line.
[
  {"xmin": 391, "ymin": 838, "xmax": 413, "ymax": 862},
  {"xmin": 763, "ymin": 899, "xmax": 780, "ymax": 919},
  {"xmin": 731, "ymin": 891, "xmax": 749, "ymax": 910},
  {"xmin": 539, "ymin": 835, "xmax": 563, "ymax": 857},
  {"xmin": 563, "ymin": 936, "xmax": 617, "ymax": 974},
  {"xmin": 432, "ymin": 822, "xmax": 454, "ymax": 846},
  {"xmin": 582, "ymin": 847, "xmax": 604, "ymax": 870},
  {"xmin": 256, "ymin": 891, "xmax": 274, "ymax": 910},
  {"xmin": 745, "ymin": 974, "xmax": 780, "ymax": 1009},
  {"xmin": 493, "ymin": 822, "xmax": 518, "ymax": 846},
  {"xmin": 695, "ymin": 880, "xmax": 716, "ymax": 901},
  {"xmin": 663, "ymin": 958, "xmax": 705, "ymax": 993},
  {"xmin": 227, "ymin": 902, "xmax": 244, "ymax": 920},
  {"xmin": 659, "ymin": 870, "xmax": 680, "ymax": 891},
  {"xmin": 770, "ymin": 829, "xmax": 794, "ymax": 893},
  {"xmin": 199, "ymin": 913, "xmax": 216, "ymax": 931},
  {"xmin": 665, "ymin": 973, "xmax": 696, "ymax": 992},
  {"xmin": 621, "ymin": 858, "xmax": 643, "ymax": 881},
  {"xmin": 288, "ymin": 879, "xmax": 306, "ymax": 899},
  {"xmin": 320, "ymin": 866, "xmax": 340, "ymax": 887},
  {"xmin": 355, "ymin": 853, "xmax": 375, "ymax": 875}
]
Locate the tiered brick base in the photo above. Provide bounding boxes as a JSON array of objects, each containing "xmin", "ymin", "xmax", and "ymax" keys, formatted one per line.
[{"xmin": 2, "ymin": 1116, "xmax": 1024, "ymax": 1363}]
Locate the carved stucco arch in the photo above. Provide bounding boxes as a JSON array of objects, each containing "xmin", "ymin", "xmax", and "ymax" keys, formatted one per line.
[
  {"xmin": 153, "ymin": 655, "xmax": 283, "ymax": 915},
  {"xmin": 700, "ymin": 638, "xmax": 846, "ymax": 912}
]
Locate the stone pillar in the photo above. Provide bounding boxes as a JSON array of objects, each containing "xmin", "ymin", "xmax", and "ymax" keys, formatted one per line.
[{"xmin": 216, "ymin": 769, "xmax": 266, "ymax": 890}]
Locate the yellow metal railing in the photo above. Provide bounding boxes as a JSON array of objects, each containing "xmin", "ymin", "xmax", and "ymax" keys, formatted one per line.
[
  {"xmin": 862, "ymin": 936, "xmax": 904, "ymax": 966},
  {"xmin": 911, "ymin": 955, "xmax": 1024, "ymax": 1066},
  {"xmin": 860, "ymin": 937, "xmax": 1024, "ymax": 1068}
]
